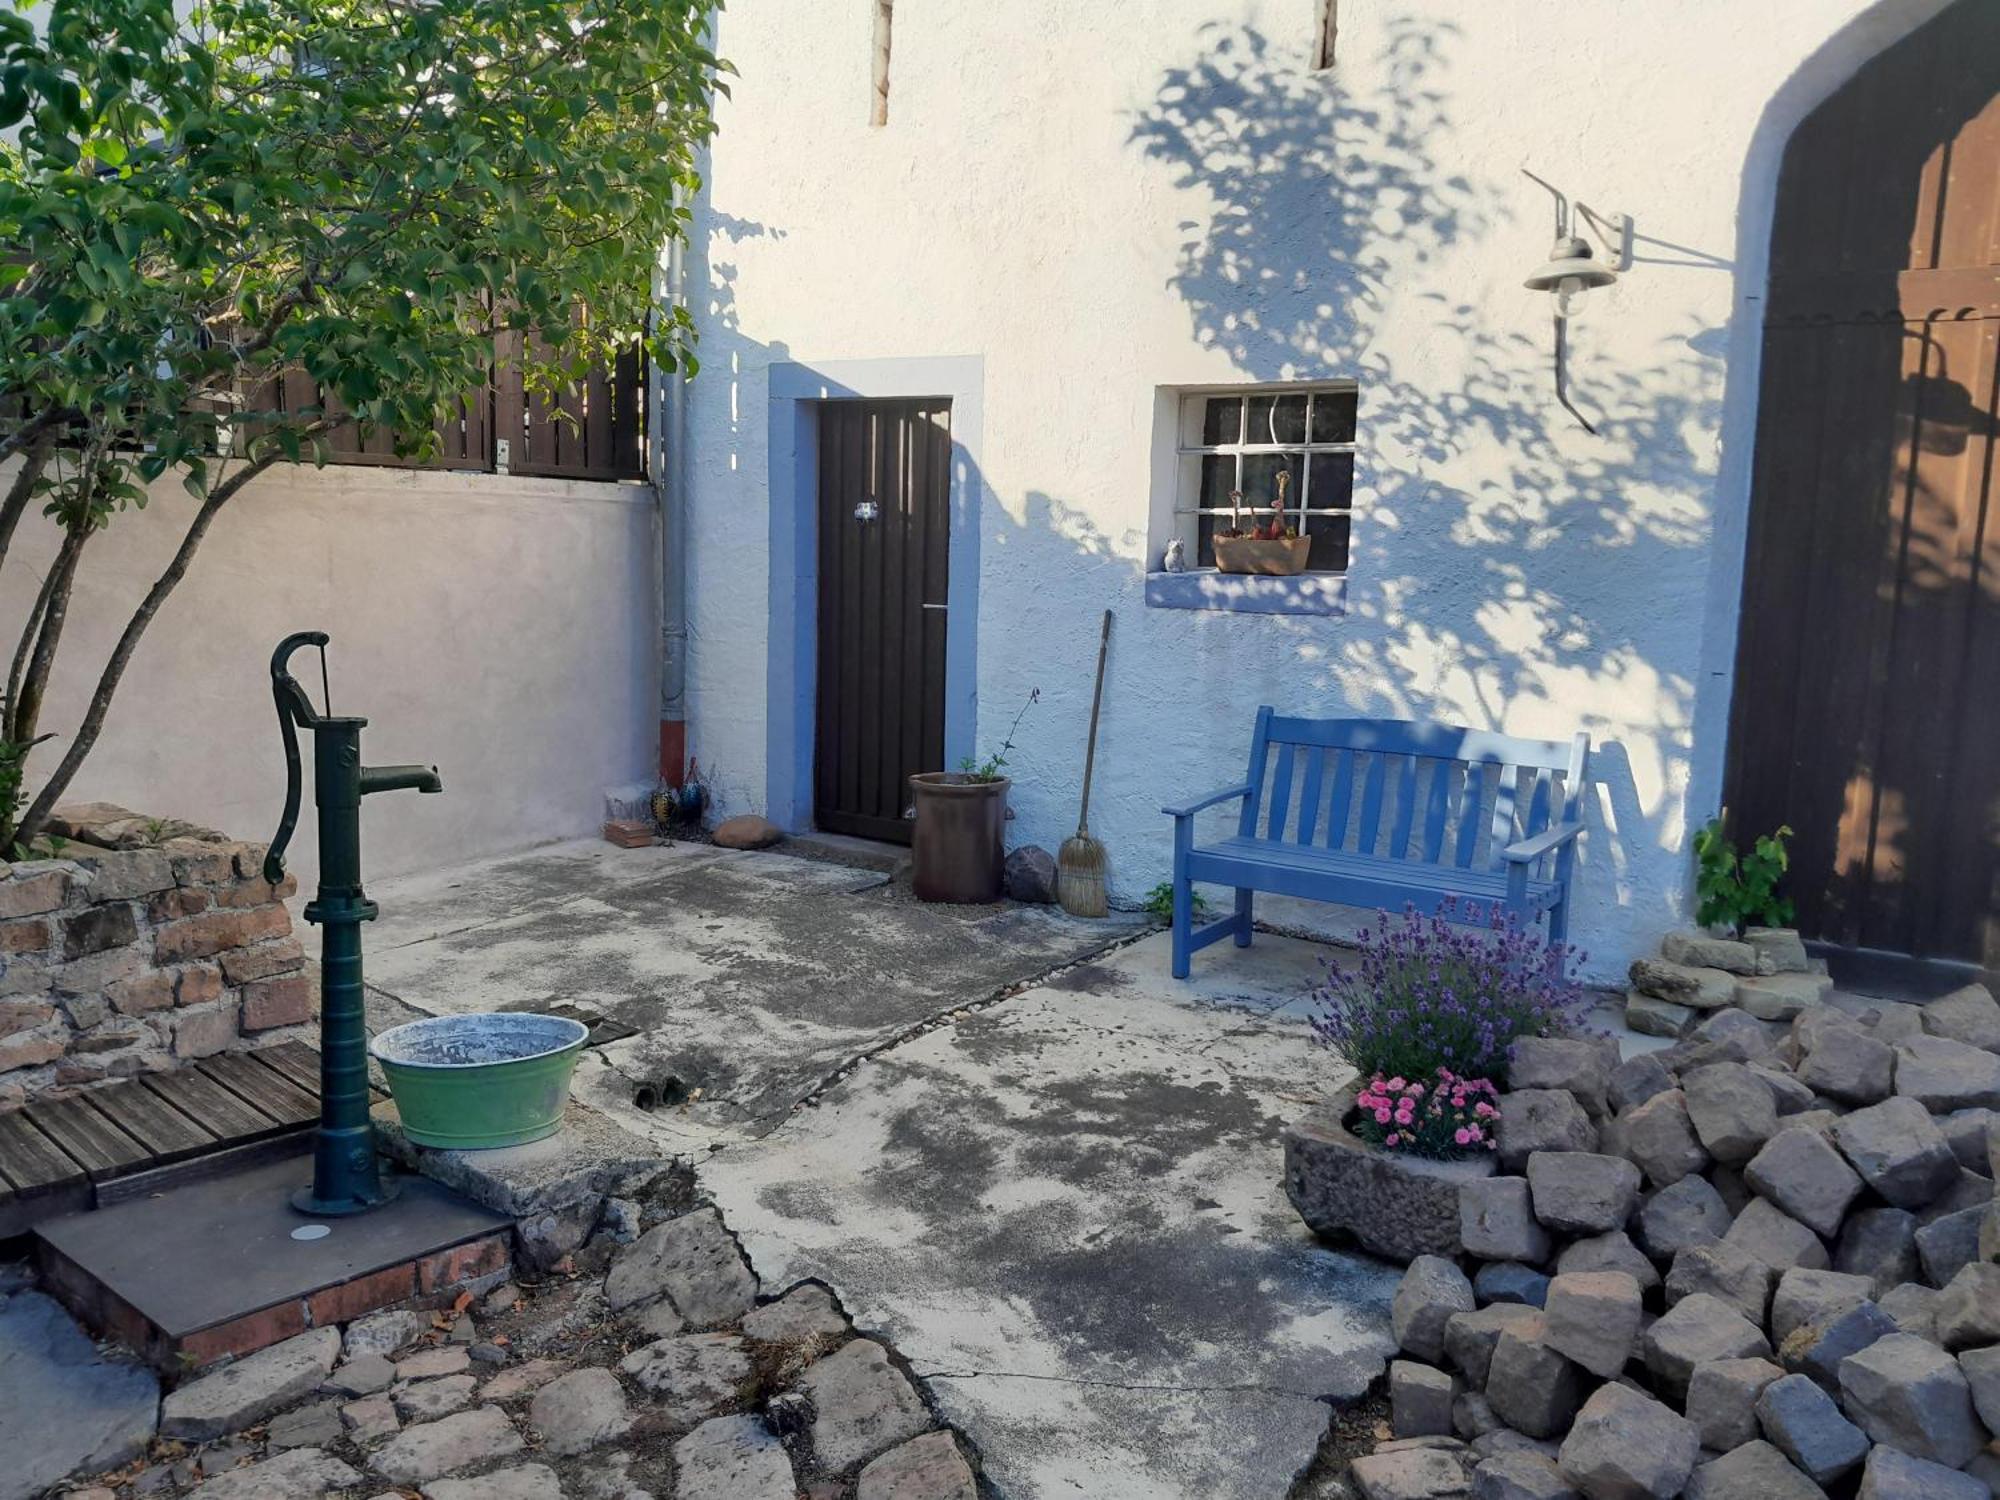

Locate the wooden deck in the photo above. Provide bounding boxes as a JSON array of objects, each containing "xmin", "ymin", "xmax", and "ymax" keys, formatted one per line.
[{"xmin": 0, "ymin": 1042, "xmax": 340, "ymax": 1236}]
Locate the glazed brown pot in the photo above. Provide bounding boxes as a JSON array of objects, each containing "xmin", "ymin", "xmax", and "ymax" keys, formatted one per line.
[
  {"xmin": 1213, "ymin": 534, "xmax": 1311, "ymax": 576},
  {"xmin": 909, "ymin": 773, "xmax": 1009, "ymax": 903}
]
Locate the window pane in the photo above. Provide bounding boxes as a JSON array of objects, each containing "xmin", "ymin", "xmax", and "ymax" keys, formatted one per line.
[
  {"xmin": 1307, "ymin": 452, "xmax": 1356, "ymax": 510},
  {"xmin": 1201, "ymin": 396, "xmax": 1241, "ymax": 445},
  {"xmin": 1197, "ymin": 509, "xmax": 1220, "ymax": 568},
  {"xmin": 1198, "ymin": 454, "xmax": 1236, "ymax": 513},
  {"xmin": 1310, "ymin": 389, "xmax": 1358, "ymax": 443},
  {"xmin": 1241, "ymin": 451, "xmax": 1304, "ymax": 522},
  {"xmin": 1303, "ymin": 511, "xmax": 1352, "ymax": 572},
  {"xmin": 1246, "ymin": 393, "xmax": 1307, "ymax": 444}
]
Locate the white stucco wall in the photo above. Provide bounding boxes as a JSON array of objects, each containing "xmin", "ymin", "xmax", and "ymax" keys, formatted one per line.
[
  {"xmin": 678, "ymin": 0, "xmax": 1952, "ymax": 978},
  {"xmin": 3, "ymin": 464, "xmax": 658, "ymax": 886}
]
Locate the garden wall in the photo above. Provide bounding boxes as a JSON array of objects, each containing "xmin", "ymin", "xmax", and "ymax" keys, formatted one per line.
[
  {"xmin": 0, "ymin": 462, "xmax": 660, "ymax": 890},
  {"xmin": 0, "ymin": 805, "xmax": 316, "ymax": 1110}
]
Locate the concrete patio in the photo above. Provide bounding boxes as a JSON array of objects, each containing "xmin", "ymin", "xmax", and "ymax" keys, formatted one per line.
[{"xmin": 357, "ymin": 839, "xmax": 1401, "ymax": 1498}]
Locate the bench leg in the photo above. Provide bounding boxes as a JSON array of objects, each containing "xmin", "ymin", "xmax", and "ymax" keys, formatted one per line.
[
  {"xmin": 1234, "ymin": 887, "xmax": 1254, "ymax": 948},
  {"xmin": 1547, "ymin": 891, "xmax": 1569, "ymax": 945},
  {"xmin": 1171, "ymin": 819, "xmax": 1195, "ymax": 980}
]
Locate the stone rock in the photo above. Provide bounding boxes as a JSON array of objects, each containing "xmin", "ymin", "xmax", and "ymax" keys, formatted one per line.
[
  {"xmin": 1286, "ymin": 1110, "xmax": 1495, "ymax": 1261},
  {"xmin": 1685, "ymin": 1063, "xmax": 1781, "ymax": 1164},
  {"xmin": 1461, "ymin": 1177, "xmax": 1553, "ymax": 1264},
  {"xmin": 1350, "ymin": 1447, "xmax": 1473, "ymax": 1500},
  {"xmin": 368, "ymin": 1405, "xmax": 524, "ymax": 1485},
  {"xmin": 0, "ymin": 1291, "xmax": 160, "ymax": 1500},
  {"xmin": 744, "ymin": 1285, "xmax": 849, "ymax": 1347},
  {"xmin": 1617, "ymin": 1090, "xmax": 1710, "ymax": 1189},
  {"xmin": 1753, "ymin": 1064, "xmax": 1819, "ymax": 1115},
  {"xmin": 325, "ymin": 1351, "xmax": 395, "ymax": 1397},
  {"xmin": 394, "ymin": 1345, "xmax": 470, "ymax": 1381},
  {"xmin": 481, "ymin": 1358, "xmax": 567, "ymax": 1401},
  {"xmin": 1455, "ymin": 1391, "xmax": 1502, "ymax": 1440},
  {"xmin": 1672, "ymin": 1009, "xmax": 1783, "ymax": 1071},
  {"xmin": 1934, "ymin": 1261, "xmax": 2000, "ymax": 1349},
  {"xmin": 1470, "ymin": 1451, "xmax": 1576, "ymax": 1500},
  {"xmin": 1392, "ymin": 1359, "xmax": 1460, "ymax": 1437},
  {"xmin": 1800, "ymin": 1028, "xmax": 1894, "ymax": 1105},
  {"xmin": 344, "ymin": 1309, "xmax": 424, "ymax": 1360},
  {"xmin": 1856, "ymin": 1444, "xmax": 1986, "ymax": 1500},
  {"xmin": 1682, "ymin": 1440, "xmax": 1827, "ymax": 1500},
  {"xmin": 529, "ymin": 1366, "xmax": 633, "ymax": 1455},
  {"xmin": 1863, "ymin": 1001, "xmax": 1929, "ymax": 1044},
  {"xmin": 1624, "ymin": 992, "xmax": 1698, "ymax": 1039},
  {"xmin": 1738, "ymin": 972, "xmax": 1834, "ymax": 1022},
  {"xmin": 1609, "ymin": 1055, "xmax": 1675, "ymax": 1115},
  {"xmin": 1777, "ymin": 1299, "xmax": 1896, "ymax": 1390},
  {"xmin": 1666, "ymin": 1241, "xmax": 1776, "ymax": 1322},
  {"xmin": 1471, "ymin": 1430, "xmax": 1563, "ymax": 1464},
  {"xmin": 1486, "ymin": 1316, "xmax": 1586, "ymax": 1440},
  {"xmin": 1922, "ymin": 984, "xmax": 2000, "ymax": 1052},
  {"xmin": 1895, "ymin": 1035, "xmax": 2000, "ymax": 1112},
  {"xmin": 341, "ymin": 1395, "xmax": 398, "ymax": 1444},
  {"xmin": 857, "ymin": 1430, "xmax": 977, "ymax": 1500},
  {"xmin": 1497, "ymin": 1090, "xmax": 1598, "ymax": 1172},
  {"xmin": 1686, "ymin": 1356, "xmax": 1783, "ymax": 1451},
  {"xmin": 1943, "ymin": 1109, "xmax": 1994, "ymax": 1175},
  {"xmin": 1475, "ymin": 1262, "xmax": 1550, "ymax": 1307},
  {"xmin": 1834, "ymin": 1097, "xmax": 1961, "ymax": 1208},
  {"xmin": 1445, "ymin": 1304, "xmax": 1541, "ymax": 1388},
  {"xmin": 1556, "ymin": 1382, "xmax": 1699, "ymax": 1500},
  {"xmin": 1966, "ymin": 1450, "xmax": 2000, "ymax": 1500},
  {"xmin": 605, "ymin": 1208, "xmax": 758, "ymax": 1326},
  {"xmin": 1837, "ymin": 1333, "xmax": 1985, "ymax": 1468},
  {"xmin": 425, "ymin": 1464, "xmax": 564, "ymax": 1500},
  {"xmin": 1755, "ymin": 1372, "xmax": 1869, "ymax": 1485},
  {"xmin": 1917, "ymin": 1203, "xmax": 1988, "ymax": 1287},
  {"xmin": 1635, "ymin": 1175, "xmax": 1731, "ymax": 1260},
  {"xmin": 1542, "ymin": 1271, "xmax": 1643, "ymax": 1379},
  {"xmin": 161, "ymin": 1326, "xmax": 340, "ymax": 1440},
  {"xmin": 1642, "ymin": 1292, "xmax": 1771, "ymax": 1399},
  {"xmin": 1725, "ymin": 1197, "xmax": 1830, "ymax": 1272},
  {"xmin": 183, "ymin": 1447, "xmax": 360, "ymax": 1500},
  {"xmin": 1770, "ymin": 1268, "xmax": 1874, "ymax": 1344},
  {"xmin": 1876, "ymin": 1281, "xmax": 1939, "ymax": 1339},
  {"xmin": 1394, "ymin": 1256, "xmax": 1477, "ymax": 1362},
  {"xmin": 619, "ymin": 1333, "xmax": 753, "ymax": 1426},
  {"xmin": 1834, "ymin": 1207, "xmax": 1919, "ymax": 1296},
  {"xmin": 798, "ymin": 1338, "xmax": 930, "ymax": 1473},
  {"xmin": 1526, "ymin": 1152, "xmax": 1641, "ymax": 1234},
  {"xmin": 1511, "ymin": 1037, "xmax": 1613, "ymax": 1118},
  {"xmin": 712, "ymin": 815, "xmax": 781, "ymax": 850},
  {"xmin": 1556, "ymin": 1232, "xmax": 1660, "ymax": 1295},
  {"xmin": 1002, "ymin": 845, "xmax": 1057, "ymax": 904},
  {"xmin": 1745, "ymin": 927, "xmax": 1810, "ymax": 971},
  {"xmin": 1960, "ymin": 1343, "xmax": 2000, "ymax": 1432},
  {"xmin": 267, "ymin": 1398, "xmax": 342, "ymax": 1447},
  {"xmin": 1745, "ymin": 1128, "xmax": 1865, "ymax": 1241},
  {"xmin": 470, "ymin": 1341, "xmax": 509, "ymax": 1366},
  {"xmin": 1664, "ymin": 931, "xmax": 1767, "ymax": 975},
  {"xmin": 1631, "ymin": 958, "xmax": 1738, "ymax": 1008},
  {"xmin": 673, "ymin": 1413, "xmax": 796, "ymax": 1500}
]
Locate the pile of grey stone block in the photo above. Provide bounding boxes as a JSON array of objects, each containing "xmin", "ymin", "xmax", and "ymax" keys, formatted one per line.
[
  {"xmin": 1625, "ymin": 927, "xmax": 1834, "ymax": 1038},
  {"xmin": 1345, "ymin": 979, "xmax": 2000, "ymax": 1500}
]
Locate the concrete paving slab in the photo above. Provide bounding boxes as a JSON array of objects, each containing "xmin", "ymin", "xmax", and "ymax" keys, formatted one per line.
[
  {"xmin": 0, "ymin": 1291, "xmax": 158, "ymax": 1500},
  {"xmin": 361, "ymin": 840, "xmax": 1144, "ymax": 1137},
  {"xmin": 681, "ymin": 930, "xmax": 1399, "ymax": 1500}
]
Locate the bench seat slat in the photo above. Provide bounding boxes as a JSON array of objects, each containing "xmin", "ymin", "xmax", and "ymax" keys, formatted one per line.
[{"xmin": 1186, "ymin": 837, "xmax": 1562, "ymax": 913}]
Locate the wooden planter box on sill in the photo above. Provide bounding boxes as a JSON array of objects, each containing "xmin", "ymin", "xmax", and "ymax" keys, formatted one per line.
[
  {"xmin": 1282, "ymin": 1082, "xmax": 1495, "ymax": 1264},
  {"xmin": 1213, "ymin": 534, "xmax": 1311, "ymax": 576}
]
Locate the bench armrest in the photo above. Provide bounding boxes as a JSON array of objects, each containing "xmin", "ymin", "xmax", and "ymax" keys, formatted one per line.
[
  {"xmin": 1163, "ymin": 783, "xmax": 1253, "ymax": 819},
  {"xmin": 1502, "ymin": 820, "xmax": 1585, "ymax": 864}
]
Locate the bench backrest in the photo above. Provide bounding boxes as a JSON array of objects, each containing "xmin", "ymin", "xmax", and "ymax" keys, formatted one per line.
[{"xmin": 1239, "ymin": 710, "xmax": 1590, "ymax": 880}]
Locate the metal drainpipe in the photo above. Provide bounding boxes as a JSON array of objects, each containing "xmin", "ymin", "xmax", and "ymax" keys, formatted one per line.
[{"xmin": 657, "ymin": 228, "xmax": 689, "ymax": 788}]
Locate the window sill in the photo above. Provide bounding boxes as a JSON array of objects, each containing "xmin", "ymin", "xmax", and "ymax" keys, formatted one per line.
[{"xmin": 1144, "ymin": 568, "xmax": 1347, "ymax": 617}]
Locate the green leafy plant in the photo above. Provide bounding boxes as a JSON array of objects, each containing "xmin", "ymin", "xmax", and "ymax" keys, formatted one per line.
[
  {"xmin": 959, "ymin": 688, "xmax": 1039, "ymax": 783},
  {"xmin": 1693, "ymin": 817, "xmax": 1795, "ymax": 933},
  {"xmin": 1141, "ymin": 881, "xmax": 1208, "ymax": 923},
  {"xmin": 0, "ymin": 0, "xmax": 725, "ymax": 855}
]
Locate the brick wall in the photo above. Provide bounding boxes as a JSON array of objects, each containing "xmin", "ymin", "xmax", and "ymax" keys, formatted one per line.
[{"xmin": 0, "ymin": 804, "xmax": 317, "ymax": 1111}]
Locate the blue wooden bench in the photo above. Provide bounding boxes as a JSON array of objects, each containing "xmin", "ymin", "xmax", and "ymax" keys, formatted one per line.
[{"xmin": 1163, "ymin": 710, "xmax": 1590, "ymax": 978}]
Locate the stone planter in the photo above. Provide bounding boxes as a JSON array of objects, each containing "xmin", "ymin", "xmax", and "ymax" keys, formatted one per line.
[{"xmin": 1282, "ymin": 1083, "xmax": 1495, "ymax": 1263}]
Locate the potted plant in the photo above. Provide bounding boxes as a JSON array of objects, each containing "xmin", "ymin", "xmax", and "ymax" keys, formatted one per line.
[
  {"xmin": 1213, "ymin": 471, "xmax": 1311, "ymax": 576},
  {"xmin": 1692, "ymin": 814, "xmax": 1794, "ymax": 937},
  {"xmin": 1282, "ymin": 901, "xmax": 1593, "ymax": 1262},
  {"xmin": 909, "ymin": 689, "xmax": 1038, "ymax": 903}
]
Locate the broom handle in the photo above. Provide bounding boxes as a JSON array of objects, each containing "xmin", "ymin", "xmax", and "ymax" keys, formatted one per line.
[{"xmin": 1077, "ymin": 610, "xmax": 1111, "ymax": 833}]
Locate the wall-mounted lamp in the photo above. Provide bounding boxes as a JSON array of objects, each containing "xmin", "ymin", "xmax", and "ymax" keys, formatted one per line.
[{"xmin": 1522, "ymin": 170, "xmax": 1631, "ymax": 433}]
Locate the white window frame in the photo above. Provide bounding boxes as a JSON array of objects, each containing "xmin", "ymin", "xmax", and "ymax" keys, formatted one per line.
[{"xmin": 1172, "ymin": 382, "xmax": 1358, "ymax": 574}]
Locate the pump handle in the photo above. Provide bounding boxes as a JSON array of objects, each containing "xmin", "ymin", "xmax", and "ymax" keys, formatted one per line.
[{"xmin": 263, "ymin": 631, "xmax": 330, "ymax": 883}]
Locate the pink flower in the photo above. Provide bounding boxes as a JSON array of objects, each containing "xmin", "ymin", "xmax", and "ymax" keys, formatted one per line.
[
  {"xmin": 1383, "ymin": 1133, "xmax": 1401, "ymax": 1147},
  {"xmin": 1374, "ymin": 1107, "xmax": 1392, "ymax": 1124},
  {"xmin": 1475, "ymin": 1101, "xmax": 1497, "ymax": 1118},
  {"xmin": 1408, "ymin": 1082, "xmax": 1425, "ymax": 1096},
  {"xmin": 1485, "ymin": 1138, "xmax": 1498, "ymax": 1150},
  {"xmin": 1386, "ymin": 1077, "xmax": 1406, "ymax": 1091},
  {"xmin": 1454, "ymin": 1127, "xmax": 1473, "ymax": 1146},
  {"xmin": 1463, "ymin": 1123, "xmax": 1483, "ymax": 1141}
]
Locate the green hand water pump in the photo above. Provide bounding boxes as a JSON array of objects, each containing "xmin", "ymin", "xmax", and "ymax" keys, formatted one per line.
[{"xmin": 264, "ymin": 631, "xmax": 442, "ymax": 1216}]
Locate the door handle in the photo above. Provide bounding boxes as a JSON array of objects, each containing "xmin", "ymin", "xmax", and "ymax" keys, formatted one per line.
[{"xmin": 921, "ymin": 602, "xmax": 947, "ymax": 612}]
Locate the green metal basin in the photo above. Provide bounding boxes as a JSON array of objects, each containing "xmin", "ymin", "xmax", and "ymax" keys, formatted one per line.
[{"xmin": 370, "ymin": 1013, "xmax": 588, "ymax": 1149}]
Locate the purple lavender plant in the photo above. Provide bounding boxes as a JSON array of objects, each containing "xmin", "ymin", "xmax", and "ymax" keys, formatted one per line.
[{"xmin": 1310, "ymin": 899, "xmax": 1592, "ymax": 1085}]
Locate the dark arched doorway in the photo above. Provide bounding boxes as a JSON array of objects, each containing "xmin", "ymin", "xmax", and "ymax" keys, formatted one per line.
[{"xmin": 1724, "ymin": 0, "xmax": 2000, "ymax": 968}]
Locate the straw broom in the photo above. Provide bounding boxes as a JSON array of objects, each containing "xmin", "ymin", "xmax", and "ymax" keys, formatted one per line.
[{"xmin": 1058, "ymin": 609, "xmax": 1113, "ymax": 917}]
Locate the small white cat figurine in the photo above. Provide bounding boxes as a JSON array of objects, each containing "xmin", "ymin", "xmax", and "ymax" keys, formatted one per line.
[{"xmin": 1162, "ymin": 537, "xmax": 1188, "ymax": 573}]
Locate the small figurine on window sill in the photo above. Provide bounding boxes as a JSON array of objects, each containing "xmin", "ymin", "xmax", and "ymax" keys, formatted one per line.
[{"xmin": 1162, "ymin": 537, "xmax": 1187, "ymax": 573}]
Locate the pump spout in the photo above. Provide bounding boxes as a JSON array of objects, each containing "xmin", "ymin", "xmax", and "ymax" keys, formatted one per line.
[{"xmin": 360, "ymin": 763, "xmax": 443, "ymax": 796}]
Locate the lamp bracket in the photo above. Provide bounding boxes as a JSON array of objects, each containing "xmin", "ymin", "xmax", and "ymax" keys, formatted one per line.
[{"xmin": 1575, "ymin": 202, "xmax": 1634, "ymax": 273}]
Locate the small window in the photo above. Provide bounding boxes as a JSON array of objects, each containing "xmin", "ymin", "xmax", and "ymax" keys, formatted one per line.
[{"xmin": 1174, "ymin": 385, "xmax": 1357, "ymax": 572}]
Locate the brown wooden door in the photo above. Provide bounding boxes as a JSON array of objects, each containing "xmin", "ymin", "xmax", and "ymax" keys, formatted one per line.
[
  {"xmin": 1726, "ymin": 0, "xmax": 2000, "ymax": 964},
  {"xmin": 814, "ymin": 399, "xmax": 952, "ymax": 843}
]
